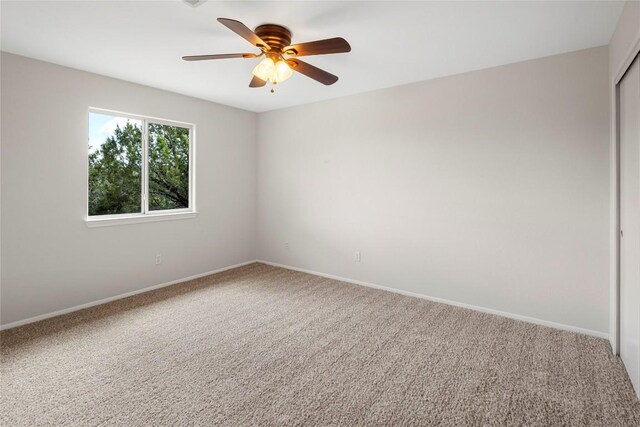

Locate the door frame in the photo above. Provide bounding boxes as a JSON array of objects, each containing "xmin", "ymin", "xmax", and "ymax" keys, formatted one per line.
[{"xmin": 612, "ymin": 37, "xmax": 640, "ymax": 355}]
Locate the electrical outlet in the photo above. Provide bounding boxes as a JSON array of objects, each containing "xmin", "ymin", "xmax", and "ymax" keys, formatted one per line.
[
  {"xmin": 155, "ymin": 254, "xmax": 162, "ymax": 265},
  {"xmin": 354, "ymin": 251, "xmax": 361, "ymax": 262},
  {"xmin": 284, "ymin": 242, "xmax": 289, "ymax": 250}
]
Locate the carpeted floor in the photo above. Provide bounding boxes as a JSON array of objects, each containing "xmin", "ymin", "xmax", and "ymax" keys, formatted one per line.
[{"xmin": 1, "ymin": 263, "xmax": 639, "ymax": 426}]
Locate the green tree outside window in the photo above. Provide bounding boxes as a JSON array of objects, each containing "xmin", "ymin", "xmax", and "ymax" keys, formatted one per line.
[{"xmin": 88, "ymin": 113, "xmax": 190, "ymax": 216}]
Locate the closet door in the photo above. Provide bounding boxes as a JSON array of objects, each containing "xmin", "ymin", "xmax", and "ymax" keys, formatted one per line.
[{"xmin": 619, "ymin": 54, "xmax": 640, "ymax": 397}]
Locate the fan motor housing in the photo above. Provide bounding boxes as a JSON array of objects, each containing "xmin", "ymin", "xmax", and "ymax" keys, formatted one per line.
[{"xmin": 254, "ymin": 24, "xmax": 292, "ymax": 52}]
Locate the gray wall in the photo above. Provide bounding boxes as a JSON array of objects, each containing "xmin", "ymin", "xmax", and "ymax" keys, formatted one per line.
[
  {"xmin": 257, "ymin": 46, "xmax": 610, "ymax": 335},
  {"xmin": 1, "ymin": 46, "xmax": 612, "ymax": 335},
  {"xmin": 1, "ymin": 53, "xmax": 258, "ymax": 325}
]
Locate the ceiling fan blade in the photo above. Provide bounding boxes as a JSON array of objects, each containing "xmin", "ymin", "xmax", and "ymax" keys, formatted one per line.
[
  {"xmin": 249, "ymin": 76, "xmax": 267, "ymax": 88},
  {"xmin": 284, "ymin": 37, "xmax": 351, "ymax": 57},
  {"xmin": 182, "ymin": 53, "xmax": 259, "ymax": 61},
  {"xmin": 287, "ymin": 59, "xmax": 338, "ymax": 85},
  {"xmin": 217, "ymin": 18, "xmax": 269, "ymax": 50}
]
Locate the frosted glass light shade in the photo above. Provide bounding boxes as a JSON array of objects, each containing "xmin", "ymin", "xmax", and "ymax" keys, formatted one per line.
[
  {"xmin": 252, "ymin": 57, "xmax": 275, "ymax": 81},
  {"xmin": 272, "ymin": 60, "xmax": 293, "ymax": 83}
]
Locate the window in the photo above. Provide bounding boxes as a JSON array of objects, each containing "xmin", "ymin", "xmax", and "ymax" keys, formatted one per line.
[{"xmin": 87, "ymin": 109, "xmax": 195, "ymax": 226}]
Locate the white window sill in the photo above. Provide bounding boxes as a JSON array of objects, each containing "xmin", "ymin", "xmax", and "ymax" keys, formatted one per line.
[{"xmin": 86, "ymin": 211, "xmax": 198, "ymax": 228}]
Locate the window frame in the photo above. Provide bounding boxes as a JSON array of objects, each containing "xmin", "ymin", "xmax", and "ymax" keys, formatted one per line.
[{"xmin": 86, "ymin": 107, "xmax": 196, "ymax": 227}]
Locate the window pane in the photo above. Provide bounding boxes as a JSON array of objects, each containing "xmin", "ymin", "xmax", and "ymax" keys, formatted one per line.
[
  {"xmin": 148, "ymin": 123, "xmax": 190, "ymax": 211},
  {"xmin": 88, "ymin": 112, "xmax": 143, "ymax": 216}
]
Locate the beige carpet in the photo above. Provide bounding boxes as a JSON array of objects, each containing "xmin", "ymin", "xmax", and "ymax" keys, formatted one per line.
[{"xmin": 1, "ymin": 263, "xmax": 639, "ymax": 426}]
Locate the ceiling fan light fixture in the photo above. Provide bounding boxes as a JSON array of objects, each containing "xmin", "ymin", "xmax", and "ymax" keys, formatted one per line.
[
  {"xmin": 252, "ymin": 57, "xmax": 275, "ymax": 81},
  {"xmin": 252, "ymin": 57, "xmax": 292, "ymax": 84}
]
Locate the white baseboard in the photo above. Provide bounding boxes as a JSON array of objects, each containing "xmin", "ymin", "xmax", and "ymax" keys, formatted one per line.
[
  {"xmin": 257, "ymin": 259, "xmax": 609, "ymax": 340},
  {"xmin": 2, "ymin": 258, "xmax": 609, "ymax": 341},
  {"xmin": 0, "ymin": 260, "xmax": 258, "ymax": 331}
]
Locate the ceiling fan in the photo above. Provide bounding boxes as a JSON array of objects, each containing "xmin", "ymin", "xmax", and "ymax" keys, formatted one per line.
[{"xmin": 182, "ymin": 18, "xmax": 351, "ymax": 90}]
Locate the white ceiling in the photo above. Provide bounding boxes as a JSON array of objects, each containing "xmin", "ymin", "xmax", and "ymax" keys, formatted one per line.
[{"xmin": 1, "ymin": 1, "xmax": 625, "ymax": 112}]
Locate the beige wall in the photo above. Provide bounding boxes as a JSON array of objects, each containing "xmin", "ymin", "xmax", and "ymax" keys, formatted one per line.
[
  {"xmin": 1, "ymin": 53, "xmax": 258, "ymax": 326},
  {"xmin": 257, "ymin": 46, "xmax": 610, "ymax": 335}
]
